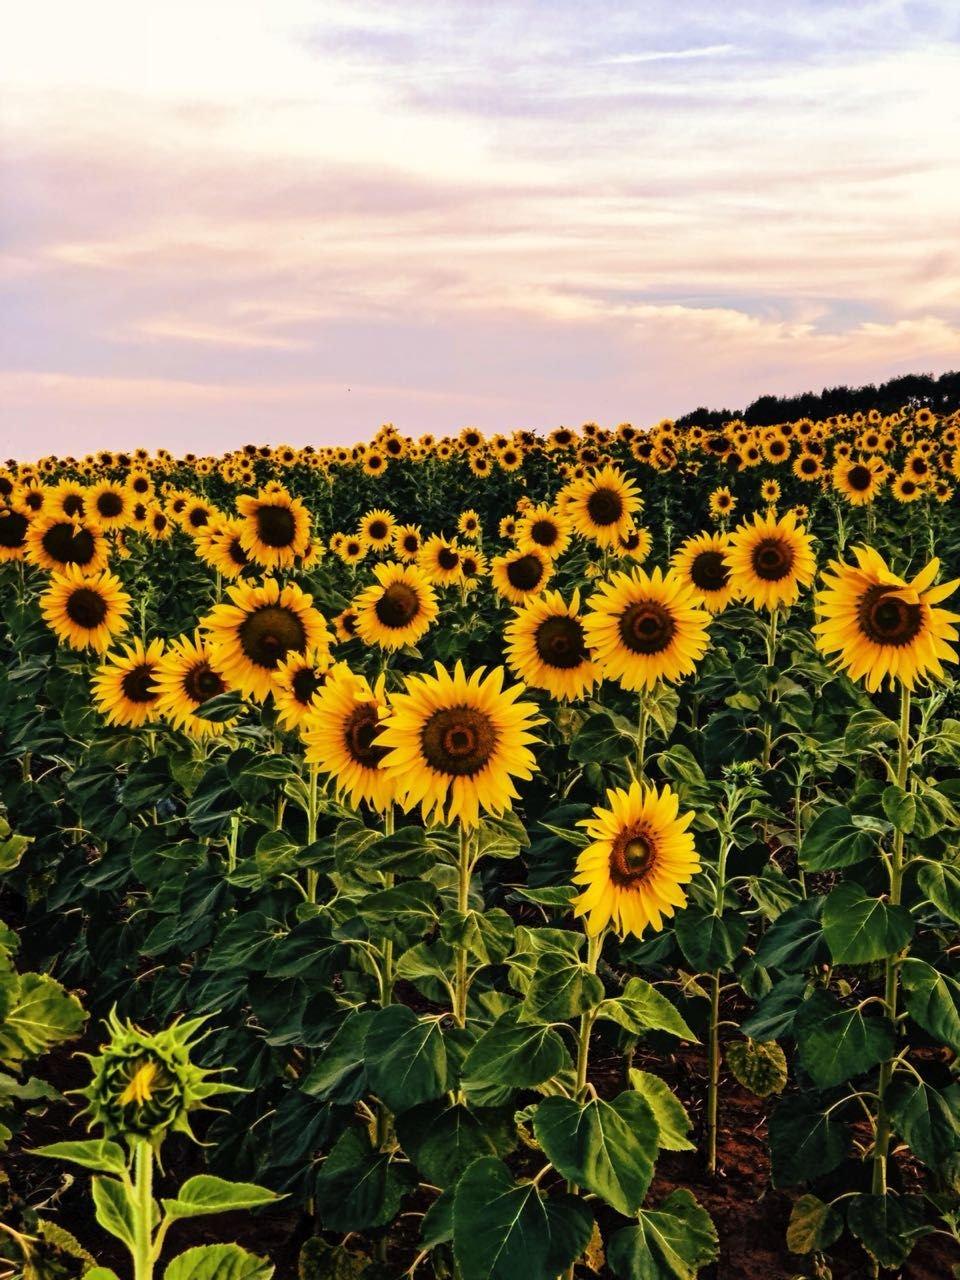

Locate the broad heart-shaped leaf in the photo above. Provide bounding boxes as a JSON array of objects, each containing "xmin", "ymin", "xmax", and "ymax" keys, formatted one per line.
[
  {"xmin": 768, "ymin": 1094, "xmax": 850, "ymax": 1188},
  {"xmin": 364, "ymin": 1005, "xmax": 447, "ymax": 1113},
  {"xmin": 901, "ymin": 958, "xmax": 960, "ymax": 1052},
  {"xmin": 161, "ymin": 1175, "xmax": 282, "ymax": 1220},
  {"xmin": 421, "ymin": 1189, "xmax": 454, "ymax": 1249},
  {"xmin": 30, "ymin": 1138, "xmax": 128, "ymax": 1176},
  {"xmin": 164, "ymin": 1244, "xmax": 274, "ymax": 1280},
  {"xmin": 544, "ymin": 1194, "xmax": 594, "ymax": 1275},
  {"xmin": 441, "ymin": 908, "xmax": 515, "ymax": 967},
  {"xmin": 673, "ymin": 908, "xmax": 748, "ymax": 972},
  {"xmin": 786, "ymin": 1194, "xmax": 844, "ymax": 1254},
  {"xmin": 313, "ymin": 1126, "xmax": 410, "ymax": 1231},
  {"xmin": 91, "ymin": 1176, "xmax": 136, "ymax": 1248},
  {"xmin": 741, "ymin": 974, "xmax": 809, "ymax": 1040},
  {"xmin": 521, "ymin": 952, "xmax": 604, "ymax": 1022},
  {"xmin": 606, "ymin": 1189, "xmax": 718, "ymax": 1279},
  {"xmin": 822, "ymin": 883, "xmax": 914, "ymax": 965},
  {"xmin": 846, "ymin": 1193, "xmax": 930, "ymax": 1269},
  {"xmin": 752, "ymin": 897, "xmax": 826, "ymax": 973},
  {"xmin": 799, "ymin": 806, "xmax": 878, "ymax": 870},
  {"xmin": 85, "ymin": 1270, "xmax": 122, "ymax": 1280},
  {"xmin": 300, "ymin": 1010, "xmax": 374, "ymax": 1102},
  {"xmin": 628, "ymin": 1069, "xmax": 695, "ymax": 1151},
  {"xmin": 888, "ymin": 1078, "xmax": 960, "ymax": 1168},
  {"xmin": 452, "ymin": 1157, "xmax": 551, "ymax": 1280},
  {"xmin": 724, "ymin": 1039, "xmax": 787, "ymax": 1097},
  {"xmin": 0, "ymin": 971, "xmax": 86, "ymax": 1065},
  {"xmin": 395, "ymin": 1101, "xmax": 513, "ymax": 1187},
  {"xmin": 918, "ymin": 860, "xmax": 960, "ymax": 924},
  {"xmin": 882, "ymin": 785, "xmax": 917, "ymax": 834},
  {"xmin": 794, "ymin": 991, "xmax": 895, "ymax": 1089},
  {"xmin": 597, "ymin": 977, "xmax": 696, "ymax": 1041},
  {"xmin": 461, "ymin": 1014, "xmax": 567, "ymax": 1090},
  {"xmin": 533, "ymin": 1091, "xmax": 658, "ymax": 1216}
]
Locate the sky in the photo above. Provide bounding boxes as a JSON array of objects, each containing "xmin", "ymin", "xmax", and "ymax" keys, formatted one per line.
[{"xmin": 2, "ymin": 1, "xmax": 960, "ymax": 460}]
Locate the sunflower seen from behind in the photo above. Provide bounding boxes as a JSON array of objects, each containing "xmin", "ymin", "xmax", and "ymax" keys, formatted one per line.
[
  {"xmin": 91, "ymin": 637, "xmax": 165, "ymax": 728},
  {"xmin": 504, "ymin": 589, "xmax": 598, "ymax": 701},
  {"xmin": 672, "ymin": 531, "xmax": 738, "ymax": 614},
  {"xmin": 354, "ymin": 561, "xmax": 438, "ymax": 651},
  {"xmin": 300, "ymin": 665, "xmax": 394, "ymax": 811},
  {"xmin": 724, "ymin": 509, "xmax": 816, "ymax": 612},
  {"xmin": 41, "ymin": 565, "xmax": 131, "ymax": 653}
]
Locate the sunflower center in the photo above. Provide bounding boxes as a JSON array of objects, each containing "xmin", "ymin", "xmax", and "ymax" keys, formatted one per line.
[
  {"xmin": 848, "ymin": 465, "xmax": 872, "ymax": 490},
  {"xmin": 751, "ymin": 537, "xmax": 794, "ymax": 582},
  {"xmin": 800, "ymin": 457, "xmax": 817, "ymax": 474},
  {"xmin": 535, "ymin": 615, "xmax": 588, "ymax": 669},
  {"xmin": 586, "ymin": 487, "xmax": 624, "ymax": 526},
  {"xmin": 25, "ymin": 491, "xmax": 44, "ymax": 510},
  {"xmin": 691, "ymin": 551, "xmax": 729, "ymax": 593},
  {"xmin": 437, "ymin": 547, "xmax": 459, "ymax": 571},
  {"xmin": 97, "ymin": 492, "xmax": 124, "ymax": 518},
  {"xmin": 344, "ymin": 703, "xmax": 387, "ymax": 767},
  {"xmin": 62, "ymin": 494, "xmax": 85, "ymax": 518},
  {"xmin": 402, "ymin": 535, "xmax": 419, "ymax": 554},
  {"xmin": 255, "ymin": 504, "xmax": 296, "ymax": 548},
  {"xmin": 368, "ymin": 520, "xmax": 388, "ymax": 542},
  {"xmin": 420, "ymin": 706, "xmax": 497, "ymax": 777},
  {"xmin": 65, "ymin": 587, "xmax": 108, "ymax": 629},
  {"xmin": 619, "ymin": 601, "xmax": 676, "ymax": 655},
  {"xmin": 0, "ymin": 510, "xmax": 28, "ymax": 547},
  {"xmin": 238, "ymin": 605, "xmax": 307, "ymax": 668},
  {"xmin": 121, "ymin": 664, "xmax": 158, "ymax": 704},
  {"xmin": 857, "ymin": 586, "xmax": 924, "ymax": 648},
  {"xmin": 229, "ymin": 539, "xmax": 249, "ymax": 567},
  {"xmin": 530, "ymin": 519, "xmax": 558, "ymax": 548},
  {"xmin": 184, "ymin": 663, "xmax": 226, "ymax": 704},
  {"xmin": 506, "ymin": 554, "xmax": 544, "ymax": 592},
  {"xmin": 340, "ymin": 611, "xmax": 358, "ymax": 636},
  {"xmin": 188, "ymin": 507, "xmax": 209, "ymax": 528},
  {"xmin": 292, "ymin": 667, "xmax": 324, "ymax": 704},
  {"xmin": 609, "ymin": 827, "xmax": 657, "ymax": 887},
  {"xmin": 43, "ymin": 523, "xmax": 95, "ymax": 566},
  {"xmin": 375, "ymin": 582, "xmax": 420, "ymax": 628},
  {"xmin": 132, "ymin": 477, "xmax": 149, "ymax": 493}
]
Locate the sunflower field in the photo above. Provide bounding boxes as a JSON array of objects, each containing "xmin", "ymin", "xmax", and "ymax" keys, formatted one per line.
[{"xmin": 2, "ymin": 410, "xmax": 960, "ymax": 1280}]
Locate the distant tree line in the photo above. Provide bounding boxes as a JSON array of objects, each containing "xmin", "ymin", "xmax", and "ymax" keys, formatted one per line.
[{"xmin": 675, "ymin": 369, "xmax": 960, "ymax": 428}]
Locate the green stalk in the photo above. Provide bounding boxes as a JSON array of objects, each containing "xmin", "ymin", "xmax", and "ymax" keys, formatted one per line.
[
  {"xmin": 706, "ymin": 829, "xmax": 731, "ymax": 1175},
  {"xmin": 636, "ymin": 693, "xmax": 649, "ymax": 783},
  {"xmin": 132, "ymin": 1139, "xmax": 154, "ymax": 1280},
  {"xmin": 304, "ymin": 761, "xmax": 319, "ymax": 902},
  {"xmin": 454, "ymin": 824, "xmax": 472, "ymax": 1027},
  {"xmin": 761, "ymin": 608, "xmax": 779, "ymax": 770},
  {"xmin": 563, "ymin": 930, "xmax": 602, "ymax": 1280},
  {"xmin": 872, "ymin": 683, "xmax": 911, "ymax": 1195}
]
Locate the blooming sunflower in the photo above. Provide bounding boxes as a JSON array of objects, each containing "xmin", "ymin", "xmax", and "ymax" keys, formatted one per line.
[
  {"xmin": 458, "ymin": 510, "xmax": 482, "ymax": 540},
  {"xmin": 88, "ymin": 481, "xmax": 132, "ymax": 530},
  {"xmin": 515, "ymin": 505, "xmax": 571, "ymax": 560},
  {"xmin": 333, "ymin": 606, "xmax": 360, "ymax": 643},
  {"xmin": 91, "ymin": 637, "xmax": 166, "ymax": 727},
  {"xmin": 41, "ymin": 565, "xmax": 131, "ymax": 653},
  {"xmin": 672, "ymin": 531, "xmax": 738, "ymax": 613},
  {"xmin": 418, "ymin": 535, "xmax": 464, "ymax": 587},
  {"xmin": 354, "ymin": 561, "xmax": 438, "ymax": 650},
  {"xmin": 708, "ymin": 487, "xmax": 736, "ymax": 520},
  {"xmin": 724, "ymin": 510, "xmax": 816, "ymax": 611},
  {"xmin": 832, "ymin": 456, "xmax": 886, "ymax": 505},
  {"xmin": 565, "ymin": 465, "xmax": 642, "ymax": 549},
  {"xmin": 392, "ymin": 524, "xmax": 422, "ymax": 562},
  {"xmin": 236, "ymin": 486, "xmax": 311, "ymax": 569},
  {"xmin": 616, "ymin": 526, "xmax": 652, "ymax": 562},
  {"xmin": 26, "ymin": 515, "xmax": 109, "ymax": 573},
  {"xmin": 152, "ymin": 632, "xmax": 235, "ymax": 738},
  {"xmin": 891, "ymin": 473, "xmax": 923, "ymax": 503},
  {"xmin": 201, "ymin": 578, "xmax": 330, "ymax": 701},
  {"xmin": 813, "ymin": 547, "xmax": 959, "ymax": 691},
  {"xmin": 582, "ymin": 567, "xmax": 711, "ymax": 691},
  {"xmin": 0, "ymin": 507, "xmax": 30, "ymax": 562},
  {"xmin": 459, "ymin": 547, "xmax": 488, "ymax": 585},
  {"xmin": 273, "ymin": 646, "xmax": 332, "ymax": 730},
  {"xmin": 504, "ymin": 589, "xmax": 599, "ymax": 701},
  {"xmin": 572, "ymin": 781, "xmax": 700, "ymax": 939},
  {"xmin": 300, "ymin": 666, "xmax": 394, "ymax": 811},
  {"xmin": 359, "ymin": 508, "xmax": 396, "ymax": 554},
  {"xmin": 490, "ymin": 547, "xmax": 552, "ymax": 606},
  {"xmin": 206, "ymin": 518, "xmax": 252, "ymax": 578},
  {"xmin": 760, "ymin": 479, "xmax": 781, "ymax": 505},
  {"xmin": 376, "ymin": 661, "xmax": 541, "ymax": 829}
]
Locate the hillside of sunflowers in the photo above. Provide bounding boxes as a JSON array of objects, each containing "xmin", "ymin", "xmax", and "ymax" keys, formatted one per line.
[{"xmin": 2, "ymin": 409, "xmax": 960, "ymax": 1280}]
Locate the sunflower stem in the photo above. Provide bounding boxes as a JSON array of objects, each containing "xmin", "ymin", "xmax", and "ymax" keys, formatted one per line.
[
  {"xmin": 453, "ymin": 824, "xmax": 473, "ymax": 1028},
  {"xmin": 304, "ymin": 761, "xmax": 319, "ymax": 902},
  {"xmin": 706, "ymin": 829, "xmax": 731, "ymax": 1175},
  {"xmin": 761, "ymin": 609, "xmax": 779, "ymax": 770},
  {"xmin": 131, "ymin": 1138, "xmax": 154, "ymax": 1280},
  {"xmin": 636, "ymin": 693, "xmax": 650, "ymax": 784},
  {"xmin": 871, "ymin": 683, "xmax": 911, "ymax": 1196}
]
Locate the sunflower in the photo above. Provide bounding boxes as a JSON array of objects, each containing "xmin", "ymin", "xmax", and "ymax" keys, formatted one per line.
[
  {"xmin": 300, "ymin": 666, "xmax": 394, "ymax": 811},
  {"xmin": 760, "ymin": 480, "xmax": 781, "ymax": 505},
  {"xmin": 616, "ymin": 526, "xmax": 652, "ymax": 562},
  {"xmin": 565, "ymin": 465, "xmax": 642, "ymax": 548},
  {"xmin": 393, "ymin": 524, "xmax": 422, "ymax": 562},
  {"xmin": 236, "ymin": 486, "xmax": 311, "ymax": 568},
  {"xmin": 458, "ymin": 510, "xmax": 482, "ymax": 540},
  {"xmin": 273, "ymin": 647, "xmax": 332, "ymax": 729},
  {"xmin": 333, "ymin": 607, "xmax": 360, "ymax": 642},
  {"xmin": 504, "ymin": 589, "xmax": 599, "ymax": 701},
  {"xmin": 47, "ymin": 480, "xmax": 88, "ymax": 520},
  {"xmin": 832, "ymin": 456, "xmax": 886, "ymax": 505},
  {"xmin": 181, "ymin": 499, "xmax": 215, "ymax": 534},
  {"xmin": 0, "ymin": 507, "xmax": 30, "ymax": 562},
  {"xmin": 793, "ymin": 453, "xmax": 822, "ymax": 482},
  {"xmin": 206, "ymin": 518, "xmax": 251, "ymax": 578},
  {"xmin": 571, "ymin": 781, "xmax": 699, "ymax": 938},
  {"xmin": 418, "ymin": 535, "xmax": 464, "ymax": 587},
  {"xmin": 359, "ymin": 508, "xmax": 397, "ymax": 553},
  {"xmin": 459, "ymin": 548, "xmax": 488, "ymax": 584},
  {"xmin": 672, "ymin": 531, "xmax": 738, "ymax": 613},
  {"xmin": 40, "ymin": 565, "xmax": 130, "ymax": 653},
  {"xmin": 498, "ymin": 515, "xmax": 518, "ymax": 540},
  {"xmin": 26, "ymin": 515, "xmax": 109, "ymax": 573},
  {"xmin": 582, "ymin": 567, "xmax": 711, "ymax": 691},
  {"xmin": 890, "ymin": 473, "xmax": 922, "ymax": 503},
  {"xmin": 468, "ymin": 452, "xmax": 492, "ymax": 478},
  {"xmin": 708, "ymin": 487, "xmax": 736, "ymax": 520},
  {"xmin": 515, "ymin": 505, "xmax": 571, "ymax": 559},
  {"xmin": 201, "ymin": 579, "xmax": 331, "ymax": 701},
  {"xmin": 496, "ymin": 446, "xmax": 523, "ymax": 472},
  {"xmin": 724, "ymin": 510, "xmax": 816, "ymax": 611},
  {"xmin": 376, "ymin": 661, "xmax": 540, "ymax": 828},
  {"xmin": 88, "ymin": 481, "xmax": 132, "ymax": 530},
  {"xmin": 354, "ymin": 562, "xmax": 438, "ymax": 650},
  {"xmin": 363, "ymin": 450, "xmax": 387, "ymax": 477},
  {"xmin": 91, "ymin": 637, "xmax": 165, "ymax": 727},
  {"xmin": 813, "ymin": 548, "xmax": 959, "ymax": 691},
  {"xmin": 491, "ymin": 546, "xmax": 553, "ymax": 605},
  {"xmin": 12, "ymin": 480, "xmax": 47, "ymax": 519},
  {"xmin": 337, "ymin": 534, "xmax": 368, "ymax": 566},
  {"xmin": 152, "ymin": 633, "xmax": 235, "ymax": 738},
  {"xmin": 145, "ymin": 505, "xmax": 173, "ymax": 541}
]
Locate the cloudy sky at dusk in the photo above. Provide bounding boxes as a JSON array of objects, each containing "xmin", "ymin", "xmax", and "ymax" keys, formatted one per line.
[{"xmin": 2, "ymin": 1, "xmax": 959, "ymax": 459}]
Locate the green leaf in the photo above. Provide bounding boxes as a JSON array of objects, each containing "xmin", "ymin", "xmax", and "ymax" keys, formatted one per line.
[
  {"xmin": 164, "ymin": 1244, "xmax": 274, "ymax": 1280},
  {"xmin": 674, "ymin": 909, "xmax": 748, "ymax": 972},
  {"xmin": 313, "ymin": 1126, "xmax": 409, "ymax": 1232},
  {"xmin": 741, "ymin": 974, "xmax": 809, "ymax": 1040},
  {"xmin": 86, "ymin": 1270, "xmax": 122, "ymax": 1280},
  {"xmin": 888, "ymin": 1078, "xmax": 960, "ymax": 1167},
  {"xmin": 795, "ymin": 992, "xmax": 895, "ymax": 1088},
  {"xmin": 521, "ymin": 952, "xmax": 604, "ymax": 1022},
  {"xmin": 606, "ymin": 1189, "xmax": 718, "ymax": 1279},
  {"xmin": 753, "ymin": 898, "xmax": 825, "ymax": 973},
  {"xmin": 440, "ymin": 908, "xmax": 515, "ymax": 967},
  {"xmin": 421, "ymin": 1190, "xmax": 454, "ymax": 1249},
  {"xmin": 300, "ymin": 1010, "xmax": 374, "ymax": 1102},
  {"xmin": 30, "ymin": 1138, "xmax": 128, "ymax": 1176},
  {"xmin": 918, "ymin": 860, "xmax": 960, "ymax": 924},
  {"xmin": 92, "ymin": 1176, "xmax": 136, "ymax": 1248},
  {"xmin": 0, "ymin": 971, "xmax": 86, "ymax": 1065},
  {"xmin": 628, "ymin": 1069, "xmax": 695, "ymax": 1151},
  {"xmin": 161, "ymin": 1175, "xmax": 283, "ymax": 1220},
  {"xmin": 597, "ymin": 977, "xmax": 696, "ymax": 1041},
  {"xmin": 901, "ymin": 958, "xmax": 960, "ymax": 1053},
  {"xmin": 544, "ymin": 1194, "xmax": 594, "ymax": 1275},
  {"xmin": 882, "ymin": 785, "xmax": 917, "ymax": 833},
  {"xmin": 786, "ymin": 1194, "xmax": 844, "ymax": 1254},
  {"xmin": 821, "ymin": 883, "xmax": 914, "ymax": 965},
  {"xmin": 533, "ymin": 1091, "xmax": 658, "ymax": 1216},
  {"xmin": 846, "ymin": 1193, "xmax": 929, "ymax": 1269},
  {"xmin": 364, "ymin": 1005, "xmax": 447, "ymax": 1113},
  {"xmin": 452, "ymin": 1157, "xmax": 551, "ymax": 1280},
  {"xmin": 396, "ymin": 1101, "xmax": 511, "ymax": 1187},
  {"xmin": 799, "ymin": 806, "xmax": 877, "ymax": 870},
  {"xmin": 768, "ymin": 1095, "xmax": 850, "ymax": 1188},
  {"xmin": 0, "ymin": 827, "xmax": 30, "ymax": 872},
  {"xmin": 462, "ymin": 1016, "xmax": 567, "ymax": 1090},
  {"xmin": 724, "ymin": 1040, "xmax": 788, "ymax": 1097}
]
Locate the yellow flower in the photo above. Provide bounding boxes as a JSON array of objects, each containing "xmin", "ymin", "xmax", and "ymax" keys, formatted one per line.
[
  {"xmin": 418, "ymin": 535, "xmax": 464, "ymax": 587},
  {"xmin": 708, "ymin": 487, "xmax": 736, "ymax": 520},
  {"xmin": 504, "ymin": 588, "xmax": 599, "ymax": 701},
  {"xmin": 91, "ymin": 637, "xmax": 166, "ymax": 727},
  {"xmin": 724, "ymin": 510, "xmax": 816, "ymax": 611},
  {"xmin": 832, "ymin": 456, "xmax": 886, "ymax": 506},
  {"xmin": 515, "ymin": 505, "xmax": 571, "ymax": 560},
  {"xmin": 354, "ymin": 561, "xmax": 438, "ymax": 650},
  {"xmin": 672, "ymin": 531, "xmax": 738, "ymax": 613},
  {"xmin": 564, "ymin": 465, "xmax": 642, "ymax": 548},
  {"xmin": 359, "ymin": 508, "xmax": 396, "ymax": 553},
  {"xmin": 236, "ymin": 486, "xmax": 311, "ymax": 568},
  {"xmin": 272, "ymin": 647, "xmax": 332, "ymax": 730},
  {"xmin": 152, "ymin": 632, "xmax": 235, "ymax": 739},
  {"xmin": 491, "ymin": 547, "xmax": 553, "ymax": 605},
  {"xmin": 26, "ymin": 515, "xmax": 109, "ymax": 573},
  {"xmin": 41, "ymin": 565, "xmax": 130, "ymax": 653},
  {"xmin": 300, "ymin": 665, "xmax": 394, "ymax": 811}
]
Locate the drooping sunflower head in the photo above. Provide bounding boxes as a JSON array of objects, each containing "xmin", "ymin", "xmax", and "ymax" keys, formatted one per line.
[
  {"xmin": 26, "ymin": 514, "xmax": 109, "ymax": 573},
  {"xmin": 300, "ymin": 665, "xmax": 395, "ymax": 811},
  {"xmin": 40, "ymin": 565, "xmax": 131, "ymax": 653},
  {"xmin": 418, "ymin": 534, "xmax": 464, "ymax": 586},
  {"xmin": 515, "ymin": 504, "xmax": 571, "ymax": 560},
  {"xmin": 491, "ymin": 546, "xmax": 553, "ymax": 605},
  {"xmin": 359, "ymin": 508, "xmax": 397, "ymax": 552},
  {"xmin": 152, "ymin": 631, "xmax": 235, "ymax": 738},
  {"xmin": 354, "ymin": 561, "xmax": 439, "ymax": 651},
  {"xmin": 814, "ymin": 546, "xmax": 959, "ymax": 691},
  {"xmin": 672, "ymin": 531, "xmax": 738, "ymax": 613},
  {"xmin": 235, "ymin": 486, "xmax": 311, "ymax": 568},
  {"xmin": 504, "ymin": 588, "xmax": 599, "ymax": 701},
  {"xmin": 724, "ymin": 509, "xmax": 817, "ymax": 611},
  {"xmin": 91, "ymin": 637, "xmax": 166, "ymax": 727},
  {"xmin": 376, "ymin": 661, "xmax": 541, "ymax": 829},
  {"xmin": 201, "ymin": 578, "xmax": 331, "ymax": 701},
  {"xmin": 273, "ymin": 646, "xmax": 333, "ymax": 729},
  {"xmin": 572, "ymin": 781, "xmax": 700, "ymax": 939},
  {"xmin": 582, "ymin": 566, "xmax": 712, "ymax": 691},
  {"xmin": 565, "ymin": 465, "xmax": 642, "ymax": 548}
]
